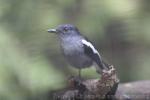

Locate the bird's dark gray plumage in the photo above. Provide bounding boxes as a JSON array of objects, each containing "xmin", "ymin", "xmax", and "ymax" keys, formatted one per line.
[{"xmin": 48, "ymin": 24, "xmax": 107, "ymax": 76}]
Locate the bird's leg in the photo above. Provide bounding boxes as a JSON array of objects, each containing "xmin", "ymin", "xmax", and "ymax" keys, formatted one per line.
[{"xmin": 78, "ymin": 69, "xmax": 81, "ymax": 78}]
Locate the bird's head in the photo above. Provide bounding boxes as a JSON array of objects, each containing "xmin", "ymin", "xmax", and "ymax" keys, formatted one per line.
[{"xmin": 48, "ymin": 24, "xmax": 80, "ymax": 37}]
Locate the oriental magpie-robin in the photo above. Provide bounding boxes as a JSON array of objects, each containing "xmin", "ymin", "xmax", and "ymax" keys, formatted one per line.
[{"xmin": 48, "ymin": 24, "xmax": 108, "ymax": 76}]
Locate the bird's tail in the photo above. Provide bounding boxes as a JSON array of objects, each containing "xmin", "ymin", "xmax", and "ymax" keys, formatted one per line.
[
  {"xmin": 102, "ymin": 60, "xmax": 111, "ymax": 69},
  {"xmin": 96, "ymin": 60, "xmax": 110, "ymax": 73}
]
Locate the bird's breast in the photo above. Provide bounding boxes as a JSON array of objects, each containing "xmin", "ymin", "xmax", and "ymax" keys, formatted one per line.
[
  {"xmin": 60, "ymin": 37, "xmax": 93, "ymax": 68},
  {"xmin": 60, "ymin": 36, "xmax": 84, "ymax": 55},
  {"xmin": 61, "ymin": 40, "xmax": 83, "ymax": 55}
]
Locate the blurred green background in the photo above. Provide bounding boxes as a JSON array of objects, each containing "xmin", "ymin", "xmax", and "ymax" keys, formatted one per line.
[{"xmin": 0, "ymin": 0, "xmax": 150, "ymax": 99}]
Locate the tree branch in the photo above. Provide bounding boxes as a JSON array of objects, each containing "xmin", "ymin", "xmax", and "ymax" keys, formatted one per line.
[
  {"xmin": 53, "ymin": 65, "xmax": 119, "ymax": 100},
  {"xmin": 53, "ymin": 65, "xmax": 150, "ymax": 100}
]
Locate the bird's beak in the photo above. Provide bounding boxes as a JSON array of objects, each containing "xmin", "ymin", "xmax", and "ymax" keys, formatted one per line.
[{"xmin": 47, "ymin": 29, "xmax": 57, "ymax": 33}]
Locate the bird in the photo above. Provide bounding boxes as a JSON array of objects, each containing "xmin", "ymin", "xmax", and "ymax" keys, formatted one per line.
[{"xmin": 47, "ymin": 24, "xmax": 108, "ymax": 77}]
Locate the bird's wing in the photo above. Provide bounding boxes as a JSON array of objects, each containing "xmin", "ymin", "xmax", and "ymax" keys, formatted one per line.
[{"xmin": 81, "ymin": 39, "xmax": 105, "ymax": 70}]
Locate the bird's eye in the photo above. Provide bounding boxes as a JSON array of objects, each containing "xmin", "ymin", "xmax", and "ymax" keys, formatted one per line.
[{"xmin": 63, "ymin": 27, "xmax": 68, "ymax": 32}]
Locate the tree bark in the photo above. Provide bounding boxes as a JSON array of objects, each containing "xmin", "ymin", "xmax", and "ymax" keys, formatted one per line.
[
  {"xmin": 53, "ymin": 65, "xmax": 150, "ymax": 100},
  {"xmin": 53, "ymin": 65, "xmax": 119, "ymax": 100},
  {"xmin": 116, "ymin": 80, "xmax": 150, "ymax": 100}
]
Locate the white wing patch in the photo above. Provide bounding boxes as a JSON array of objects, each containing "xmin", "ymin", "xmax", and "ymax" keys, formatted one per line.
[{"xmin": 82, "ymin": 39, "xmax": 100, "ymax": 56}]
